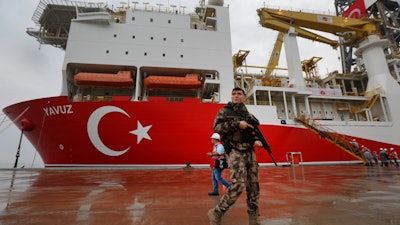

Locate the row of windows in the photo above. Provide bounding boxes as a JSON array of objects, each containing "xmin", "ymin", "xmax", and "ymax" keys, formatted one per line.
[
  {"xmin": 131, "ymin": 17, "xmax": 172, "ymax": 24},
  {"xmin": 104, "ymin": 49, "xmax": 184, "ymax": 58},
  {"xmin": 113, "ymin": 33, "xmax": 184, "ymax": 43}
]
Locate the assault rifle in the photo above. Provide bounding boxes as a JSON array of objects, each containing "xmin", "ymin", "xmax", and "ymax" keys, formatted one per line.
[{"xmin": 248, "ymin": 118, "xmax": 278, "ymax": 166}]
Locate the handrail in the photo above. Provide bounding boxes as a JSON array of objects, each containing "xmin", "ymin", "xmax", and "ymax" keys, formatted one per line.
[{"xmin": 294, "ymin": 115, "xmax": 366, "ymax": 163}]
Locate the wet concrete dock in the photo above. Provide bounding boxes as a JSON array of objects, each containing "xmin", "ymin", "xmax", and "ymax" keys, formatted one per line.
[{"xmin": 1, "ymin": 165, "xmax": 400, "ymax": 225}]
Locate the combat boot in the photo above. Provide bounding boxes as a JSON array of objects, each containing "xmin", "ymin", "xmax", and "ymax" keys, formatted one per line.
[
  {"xmin": 248, "ymin": 210, "xmax": 260, "ymax": 225},
  {"xmin": 207, "ymin": 206, "xmax": 223, "ymax": 225}
]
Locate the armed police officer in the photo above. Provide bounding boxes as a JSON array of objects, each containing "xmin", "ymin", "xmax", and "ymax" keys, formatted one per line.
[{"xmin": 207, "ymin": 87, "xmax": 262, "ymax": 225}]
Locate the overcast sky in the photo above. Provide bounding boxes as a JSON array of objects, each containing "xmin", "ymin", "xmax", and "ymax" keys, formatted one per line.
[{"xmin": 0, "ymin": 0, "xmax": 340, "ymax": 168}]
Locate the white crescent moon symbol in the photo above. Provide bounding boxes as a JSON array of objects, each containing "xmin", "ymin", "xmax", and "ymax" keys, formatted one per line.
[
  {"xmin": 87, "ymin": 106, "xmax": 130, "ymax": 156},
  {"xmin": 348, "ymin": 9, "xmax": 361, "ymax": 18}
]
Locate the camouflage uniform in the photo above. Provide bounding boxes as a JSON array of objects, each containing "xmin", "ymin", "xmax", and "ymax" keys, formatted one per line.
[{"xmin": 213, "ymin": 102, "xmax": 260, "ymax": 216}]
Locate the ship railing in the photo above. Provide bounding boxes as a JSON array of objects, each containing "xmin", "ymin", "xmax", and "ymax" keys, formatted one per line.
[
  {"xmin": 261, "ymin": 4, "xmax": 336, "ymax": 17},
  {"xmin": 32, "ymin": 0, "xmax": 105, "ymax": 25},
  {"xmin": 111, "ymin": 2, "xmax": 191, "ymax": 15},
  {"xmin": 294, "ymin": 115, "xmax": 366, "ymax": 163}
]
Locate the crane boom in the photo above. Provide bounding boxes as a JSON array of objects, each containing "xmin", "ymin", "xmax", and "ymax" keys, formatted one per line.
[
  {"xmin": 257, "ymin": 8, "xmax": 379, "ymax": 48},
  {"xmin": 265, "ymin": 32, "xmax": 284, "ymax": 76}
]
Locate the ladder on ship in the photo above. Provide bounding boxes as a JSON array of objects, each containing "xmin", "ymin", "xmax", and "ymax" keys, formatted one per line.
[{"xmin": 294, "ymin": 115, "xmax": 366, "ymax": 164}]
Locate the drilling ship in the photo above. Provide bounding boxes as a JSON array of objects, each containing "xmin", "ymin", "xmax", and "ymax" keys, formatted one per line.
[{"xmin": 3, "ymin": 0, "xmax": 400, "ymax": 167}]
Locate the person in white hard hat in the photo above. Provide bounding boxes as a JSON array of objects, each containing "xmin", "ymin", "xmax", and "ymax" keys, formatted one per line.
[
  {"xmin": 379, "ymin": 148, "xmax": 389, "ymax": 167},
  {"xmin": 206, "ymin": 133, "xmax": 231, "ymax": 196},
  {"xmin": 361, "ymin": 145, "xmax": 373, "ymax": 166},
  {"xmin": 349, "ymin": 139, "xmax": 360, "ymax": 152},
  {"xmin": 390, "ymin": 147, "xmax": 399, "ymax": 167}
]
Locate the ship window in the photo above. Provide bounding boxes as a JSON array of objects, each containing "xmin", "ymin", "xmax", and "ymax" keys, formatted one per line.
[
  {"xmin": 168, "ymin": 19, "xmax": 171, "ymax": 24},
  {"xmin": 163, "ymin": 53, "xmax": 166, "ymax": 57},
  {"xmin": 106, "ymin": 50, "xmax": 109, "ymax": 54},
  {"xmin": 205, "ymin": 18, "xmax": 217, "ymax": 30},
  {"xmin": 150, "ymin": 18, "xmax": 153, "ymax": 22},
  {"xmin": 125, "ymin": 51, "xmax": 129, "ymax": 55},
  {"xmin": 144, "ymin": 52, "xmax": 147, "ymax": 56},
  {"xmin": 132, "ymin": 17, "xmax": 135, "ymax": 21},
  {"xmin": 163, "ymin": 37, "xmax": 166, "ymax": 41},
  {"xmin": 151, "ymin": 36, "xmax": 154, "ymax": 40},
  {"xmin": 114, "ymin": 34, "xmax": 117, "ymax": 38},
  {"xmin": 180, "ymin": 54, "xmax": 183, "ymax": 58},
  {"xmin": 132, "ymin": 35, "xmax": 135, "ymax": 39},
  {"xmin": 181, "ymin": 39, "xmax": 184, "ymax": 42}
]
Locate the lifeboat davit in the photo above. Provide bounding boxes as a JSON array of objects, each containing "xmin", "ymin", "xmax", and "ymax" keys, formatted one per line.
[
  {"xmin": 144, "ymin": 74, "xmax": 201, "ymax": 90},
  {"xmin": 74, "ymin": 71, "xmax": 134, "ymax": 88}
]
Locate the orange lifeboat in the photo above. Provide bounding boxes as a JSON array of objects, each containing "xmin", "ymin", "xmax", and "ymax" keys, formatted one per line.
[
  {"xmin": 144, "ymin": 74, "xmax": 201, "ymax": 90},
  {"xmin": 74, "ymin": 71, "xmax": 134, "ymax": 88}
]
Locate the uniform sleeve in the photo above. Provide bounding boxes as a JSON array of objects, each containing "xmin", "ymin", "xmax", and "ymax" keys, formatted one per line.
[{"xmin": 213, "ymin": 108, "xmax": 240, "ymax": 135}]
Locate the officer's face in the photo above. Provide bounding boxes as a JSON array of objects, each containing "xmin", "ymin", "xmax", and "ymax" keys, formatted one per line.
[{"xmin": 231, "ymin": 90, "xmax": 245, "ymax": 103}]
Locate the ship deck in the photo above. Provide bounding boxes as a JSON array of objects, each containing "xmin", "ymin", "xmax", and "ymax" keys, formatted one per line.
[{"xmin": 1, "ymin": 165, "xmax": 400, "ymax": 225}]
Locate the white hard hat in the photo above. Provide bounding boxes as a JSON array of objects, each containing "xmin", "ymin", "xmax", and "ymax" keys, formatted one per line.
[
  {"xmin": 390, "ymin": 147, "xmax": 394, "ymax": 150},
  {"xmin": 211, "ymin": 133, "xmax": 220, "ymax": 140}
]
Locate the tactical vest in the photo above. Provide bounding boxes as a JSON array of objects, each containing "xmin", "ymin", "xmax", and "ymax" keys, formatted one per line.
[{"xmin": 222, "ymin": 105, "xmax": 255, "ymax": 153}]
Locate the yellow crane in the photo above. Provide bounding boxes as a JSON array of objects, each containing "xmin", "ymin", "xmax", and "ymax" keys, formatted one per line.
[
  {"xmin": 232, "ymin": 32, "xmax": 285, "ymax": 76},
  {"xmin": 232, "ymin": 49, "xmax": 250, "ymax": 72},
  {"xmin": 302, "ymin": 56, "xmax": 322, "ymax": 79},
  {"xmin": 257, "ymin": 8, "xmax": 379, "ymax": 48},
  {"xmin": 265, "ymin": 32, "xmax": 284, "ymax": 76},
  {"xmin": 234, "ymin": 9, "xmax": 379, "ymax": 88},
  {"xmin": 257, "ymin": 7, "xmax": 383, "ymax": 164}
]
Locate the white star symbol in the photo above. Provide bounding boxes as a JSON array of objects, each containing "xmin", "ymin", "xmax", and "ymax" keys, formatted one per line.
[{"xmin": 130, "ymin": 121, "xmax": 152, "ymax": 144}]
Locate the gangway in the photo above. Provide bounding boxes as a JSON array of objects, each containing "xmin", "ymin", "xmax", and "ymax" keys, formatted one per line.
[{"xmin": 294, "ymin": 115, "xmax": 366, "ymax": 164}]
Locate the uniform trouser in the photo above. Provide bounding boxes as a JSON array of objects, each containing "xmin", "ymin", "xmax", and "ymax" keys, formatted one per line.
[{"xmin": 217, "ymin": 149, "xmax": 260, "ymax": 214}]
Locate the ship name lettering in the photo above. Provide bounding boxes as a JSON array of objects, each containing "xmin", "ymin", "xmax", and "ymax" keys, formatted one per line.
[{"xmin": 44, "ymin": 105, "xmax": 74, "ymax": 116}]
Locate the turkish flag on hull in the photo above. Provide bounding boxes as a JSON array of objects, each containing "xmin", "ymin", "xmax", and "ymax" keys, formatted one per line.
[{"xmin": 342, "ymin": 0, "xmax": 368, "ymax": 18}]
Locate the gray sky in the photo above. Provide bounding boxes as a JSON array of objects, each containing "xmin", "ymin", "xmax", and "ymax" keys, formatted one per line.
[{"xmin": 0, "ymin": 0, "xmax": 340, "ymax": 168}]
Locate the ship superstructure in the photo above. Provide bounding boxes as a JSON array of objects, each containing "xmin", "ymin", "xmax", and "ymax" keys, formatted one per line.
[{"xmin": 28, "ymin": 0, "xmax": 233, "ymax": 103}]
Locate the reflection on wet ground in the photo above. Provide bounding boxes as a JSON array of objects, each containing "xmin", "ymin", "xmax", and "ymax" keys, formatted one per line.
[{"xmin": 0, "ymin": 165, "xmax": 399, "ymax": 225}]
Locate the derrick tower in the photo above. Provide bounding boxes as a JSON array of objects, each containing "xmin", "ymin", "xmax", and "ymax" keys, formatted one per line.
[{"xmin": 334, "ymin": 0, "xmax": 400, "ymax": 73}]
